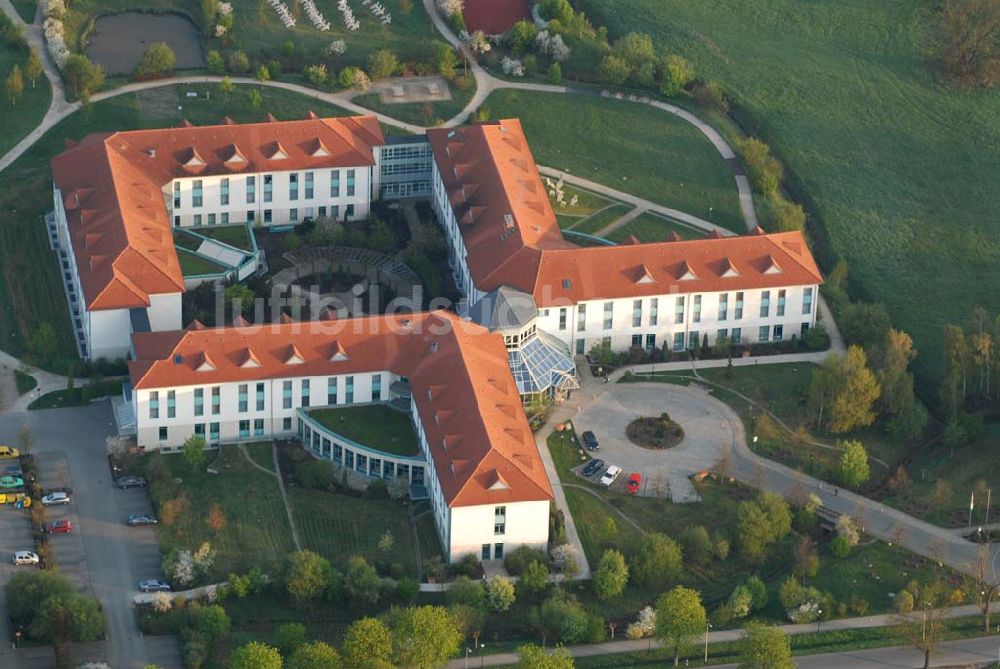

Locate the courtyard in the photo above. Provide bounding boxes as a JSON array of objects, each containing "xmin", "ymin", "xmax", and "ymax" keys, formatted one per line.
[{"xmin": 306, "ymin": 403, "xmax": 419, "ymax": 457}]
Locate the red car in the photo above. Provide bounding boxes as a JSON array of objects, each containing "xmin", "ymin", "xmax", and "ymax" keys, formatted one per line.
[
  {"xmin": 625, "ymin": 472, "xmax": 642, "ymax": 495},
  {"xmin": 43, "ymin": 519, "xmax": 73, "ymax": 534}
]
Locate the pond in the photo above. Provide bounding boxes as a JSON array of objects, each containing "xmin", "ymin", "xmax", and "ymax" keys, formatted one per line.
[{"xmin": 84, "ymin": 12, "xmax": 203, "ymax": 76}]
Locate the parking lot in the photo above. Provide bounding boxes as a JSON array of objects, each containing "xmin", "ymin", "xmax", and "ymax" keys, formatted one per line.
[{"xmin": 0, "ymin": 403, "xmax": 181, "ymax": 669}]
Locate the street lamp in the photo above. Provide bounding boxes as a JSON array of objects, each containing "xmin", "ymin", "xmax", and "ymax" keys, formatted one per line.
[
  {"xmin": 704, "ymin": 621, "xmax": 713, "ymax": 663},
  {"xmin": 479, "ymin": 643, "xmax": 486, "ymax": 668},
  {"xmin": 752, "ymin": 435, "xmax": 758, "ymax": 450},
  {"xmin": 816, "ymin": 610, "xmax": 822, "ymax": 633}
]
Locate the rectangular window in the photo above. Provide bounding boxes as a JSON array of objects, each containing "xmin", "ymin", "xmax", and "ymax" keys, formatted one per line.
[
  {"xmin": 290, "ymin": 208, "xmax": 298, "ymax": 222},
  {"xmin": 603, "ymin": 302, "xmax": 614, "ymax": 330},
  {"xmin": 650, "ymin": 298, "xmax": 658, "ymax": 326},
  {"xmin": 558, "ymin": 308, "xmax": 567, "ymax": 331},
  {"xmin": 631, "ymin": 334, "xmax": 642, "ymax": 348},
  {"xmin": 693, "ymin": 295, "xmax": 702, "ymax": 323},
  {"xmin": 238, "ymin": 384, "xmax": 248, "ymax": 413},
  {"xmin": 239, "ymin": 420, "xmax": 250, "ymax": 439},
  {"xmin": 732, "ymin": 327, "xmax": 742, "ymax": 344},
  {"xmin": 208, "ymin": 213, "xmax": 216, "ymax": 226},
  {"xmin": 632, "ymin": 300, "xmax": 642, "ymax": 327},
  {"xmin": 305, "ymin": 172, "xmax": 314, "ymax": 199},
  {"xmin": 803, "ymin": 287, "xmax": 814, "ymax": 315},
  {"xmin": 330, "ymin": 170, "xmax": 340, "ymax": 197},
  {"xmin": 735, "ymin": 292, "xmax": 744, "ymax": 319},
  {"xmin": 717, "ymin": 328, "xmax": 728, "ymax": 340},
  {"xmin": 159, "ymin": 426, "xmax": 168, "ymax": 441},
  {"xmin": 346, "ymin": 169, "xmax": 356, "ymax": 196},
  {"xmin": 246, "ymin": 176, "xmax": 256, "ymax": 204},
  {"xmin": 372, "ymin": 374, "xmax": 382, "ymax": 401},
  {"xmin": 345, "ymin": 204, "xmax": 354, "ymax": 218},
  {"xmin": 777, "ymin": 289, "xmax": 786, "ymax": 317},
  {"xmin": 254, "ymin": 419, "xmax": 265, "ymax": 437},
  {"xmin": 689, "ymin": 330, "xmax": 699, "ymax": 350},
  {"xmin": 675, "ymin": 296, "xmax": 685, "ymax": 324},
  {"xmin": 301, "ymin": 379, "xmax": 310, "ymax": 408},
  {"xmin": 283, "ymin": 381, "xmax": 293, "ymax": 409},
  {"xmin": 263, "ymin": 174, "xmax": 273, "ymax": 203},
  {"xmin": 172, "ymin": 182, "xmax": 180, "ymax": 208},
  {"xmin": 774, "ymin": 324, "xmax": 784, "ymax": 341},
  {"xmin": 760, "ymin": 290, "xmax": 771, "ymax": 318},
  {"xmin": 256, "ymin": 383, "xmax": 265, "ymax": 411},
  {"xmin": 264, "ymin": 209, "xmax": 272, "ymax": 223},
  {"xmin": 718, "ymin": 294, "xmax": 728, "ymax": 321},
  {"xmin": 194, "ymin": 388, "xmax": 204, "ymax": 417},
  {"xmin": 195, "ymin": 424, "xmax": 205, "ymax": 439},
  {"xmin": 192, "ymin": 180, "xmax": 203, "ymax": 207},
  {"xmin": 210, "ymin": 422, "xmax": 220, "ymax": 442},
  {"xmin": 759, "ymin": 325, "xmax": 770, "ymax": 343},
  {"xmin": 289, "ymin": 173, "xmax": 299, "ymax": 201},
  {"xmin": 167, "ymin": 390, "xmax": 175, "ymax": 419},
  {"xmin": 193, "ymin": 214, "xmax": 202, "ymax": 227},
  {"xmin": 220, "ymin": 178, "xmax": 230, "ymax": 205},
  {"xmin": 173, "ymin": 215, "xmax": 180, "ymax": 227},
  {"xmin": 221, "ymin": 212, "xmax": 229, "ymax": 225},
  {"xmin": 801, "ymin": 322, "xmax": 810, "ymax": 337},
  {"xmin": 576, "ymin": 304, "xmax": 587, "ymax": 332},
  {"xmin": 149, "ymin": 391, "xmax": 159, "ymax": 419},
  {"xmin": 211, "ymin": 386, "xmax": 221, "ymax": 415},
  {"xmin": 346, "ymin": 376, "xmax": 355, "ymax": 404},
  {"xmin": 282, "ymin": 417, "xmax": 292, "ymax": 431},
  {"xmin": 673, "ymin": 332, "xmax": 685, "ymax": 351},
  {"xmin": 495, "ymin": 523, "xmax": 506, "ymax": 536},
  {"xmin": 327, "ymin": 377, "xmax": 338, "ymax": 405}
]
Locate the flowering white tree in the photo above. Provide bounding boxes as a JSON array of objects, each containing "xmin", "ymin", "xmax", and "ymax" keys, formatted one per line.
[
  {"xmin": 836, "ymin": 515, "xmax": 861, "ymax": 546},
  {"xmin": 151, "ymin": 592, "xmax": 173, "ymax": 613},
  {"xmin": 218, "ymin": 2, "xmax": 233, "ymax": 15},
  {"xmin": 625, "ymin": 606, "xmax": 657, "ymax": 639},
  {"xmin": 214, "ymin": 24, "xmax": 228, "ymax": 37},
  {"xmin": 327, "ymin": 39, "xmax": 347, "ymax": 56},
  {"xmin": 170, "ymin": 550, "xmax": 196, "ymax": 586},
  {"xmin": 550, "ymin": 34, "xmax": 571, "ymax": 62},
  {"xmin": 437, "ymin": 0, "xmax": 463, "ymax": 16},
  {"xmin": 193, "ymin": 541, "xmax": 216, "ymax": 573},
  {"xmin": 43, "ymin": 17, "xmax": 69, "ymax": 67},
  {"xmin": 44, "ymin": 0, "xmax": 65, "ymax": 19},
  {"xmin": 501, "ymin": 56, "xmax": 524, "ymax": 77},
  {"xmin": 467, "ymin": 30, "xmax": 491, "ymax": 56}
]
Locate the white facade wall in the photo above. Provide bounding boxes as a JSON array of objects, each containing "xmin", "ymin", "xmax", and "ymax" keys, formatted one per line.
[
  {"xmin": 449, "ymin": 501, "xmax": 550, "ymax": 562},
  {"xmin": 430, "ymin": 162, "xmax": 483, "ymax": 305},
  {"xmin": 534, "ymin": 285, "xmax": 820, "ymax": 355},
  {"xmin": 134, "ymin": 370, "xmax": 388, "ymax": 450},
  {"xmin": 168, "ymin": 165, "xmax": 376, "ymax": 228},
  {"xmin": 88, "ymin": 308, "xmax": 131, "ymax": 360},
  {"xmin": 147, "ymin": 293, "xmax": 183, "ymax": 332},
  {"xmin": 411, "ymin": 398, "xmax": 452, "ymax": 555}
]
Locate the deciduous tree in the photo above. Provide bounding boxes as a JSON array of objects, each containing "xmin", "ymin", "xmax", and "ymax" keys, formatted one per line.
[
  {"xmin": 287, "ymin": 641, "xmax": 342, "ymax": 669},
  {"xmin": 838, "ymin": 439, "xmax": 870, "ymax": 487},
  {"xmin": 284, "ymin": 550, "xmax": 333, "ymax": 602},
  {"xmin": 388, "ymin": 605, "xmax": 463, "ymax": 668},
  {"xmin": 809, "ymin": 346, "xmax": 880, "ymax": 433},
  {"xmin": 181, "ymin": 434, "xmax": 206, "ymax": 471},
  {"xmin": 594, "ymin": 549, "xmax": 628, "ymax": 600},
  {"xmin": 738, "ymin": 623, "xmax": 793, "ymax": 669},
  {"xmin": 516, "ymin": 644, "xmax": 574, "ymax": 669},
  {"xmin": 630, "ymin": 532, "xmax": 683, "ymax": 588},
  {"xmin": 25, "ymin": 50, "xmax": 41, "ymax": 88},
  {"xmin": 655, "ymin": 586, "xmax": 706, "ymax": 667},
  {"xmin": 342, "ymin": 618, "xmax": 392, "ymax": 669},
  {"xmin": 229, "ymin": 642, "xmax": 282, "ymax": 669},
  {"xmin": 938, "ymin": 0, "xmax": 1000, "ymax": 86},
  {"xmin": 134, "ymin": 42, "xmax": 175, "ymax": 80},
  {"xmin": 6, "ymin": 63, "xmax": 23, "ymax": 106},
  {"xmin": 736, "ymin": 492, "xmax": 792, "ymax": 562}
]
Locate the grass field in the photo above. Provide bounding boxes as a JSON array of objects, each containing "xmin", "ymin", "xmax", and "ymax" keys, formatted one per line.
[
  {"xmin": 565, "ymin": 204, "xmax": 634, "ymax": 235},
  {"xmin": 289, "ymin": 487, "xmax": 418, "ymax": 574},
  {"xmin": 10, "ymin": 0, "xmax": 35, "ymax": 21},
  {"xmin": 0, "ymin": 84, "xmax": 358, "ymax": 371},
  {"xmin": 481, "ymin": 89, "xmax": 744, "ymax": 233},
  {"xmin": 197, "ymin": 223, "xmax": 254, "ymax": 251},
  {"xmin": 148, "ymin": 444, "xmax": 296, "ymax": 581},
  {"xmin": 575, "ymin": 0, "xmax": 1000, "ymax": 384},
  {"xmin": 308, "ymin": 404, "xmax": 419, "ymax": 456},
  {"xmin": 548, "ymin": 183, "xmax": 615, "ymax": 218},
  {"xmin": 0, "ymin": 37, "xmax": 52, "ymax": 167},
  {"xmin": 177, "ymin": 249, "xmax": 226, "ymax": 276},
  {"xmin": 607, "ymin": 211, "xmax": 708, "ymax": 243}
]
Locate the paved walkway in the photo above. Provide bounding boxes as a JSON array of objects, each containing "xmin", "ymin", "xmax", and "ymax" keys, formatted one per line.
[{"xmin": 445, "ymin": 604, "xmax": 990, "ymax": 667}]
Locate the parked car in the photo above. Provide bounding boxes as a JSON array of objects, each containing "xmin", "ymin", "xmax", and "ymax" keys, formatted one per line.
[
  {"xmin": 115, "ymin": 476, "xmax": 147, "ymax": 489},
  {"xmin": 138, "ymin": 579, "xmax": 171, "ymax": 593},
  {"xmin": 0, "ymin": 446, "xmax": 20, "ymax": 459},
  {"xmin": 43, "ymin": 519, "xmax": 73, "ymax": 534},
  {"xmin": 12, "ymin": 550, "xmax": 39, "ymax": 566},
  {"xmin": 0, "ymin": 475, "xmax": 24, "ymax": 489},
  {"xmin": 625, "ymin": 472, "xmax": 642, "ymax": 494},
  {"xmin": 3, "ymin": 464, "xmax": 22, "ymax": 476},
  {"xmin": 41, "ymin": 492, "xmax": 71, "ymax": 506},
  {"xmin": 127, "ymin": 514, "xmax": 158, "ymax": 527},
  {"xmin": 581, "ymin": 431, "xmax": 599, "ymax": 451},
  {"xmin": 581, "ymin": 459, "xmax": 605, "ymax": 478},
  {"xmin": 599, "ymin": 465, "xmax": 622, "ymax": 488}
]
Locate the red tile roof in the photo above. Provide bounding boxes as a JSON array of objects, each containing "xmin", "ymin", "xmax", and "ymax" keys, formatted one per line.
[
  {"xmin": 51, "ymin": 116, "xmax": 384, "ymax": 311},
  {"xmin": 427, "ymin": 120, "xmax": 823, "ymax": 306},
  {"xmin": 129, "ymin": 311, "xmax": 553, "ymax": 508},
  {"xmin": 463, "ymin": 0, "xmax": 531, "ymax": 34}
]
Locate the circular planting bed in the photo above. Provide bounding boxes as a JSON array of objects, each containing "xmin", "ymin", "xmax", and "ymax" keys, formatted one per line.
[{"xmin": 626, "ymin": 413, "xmax": 684, "ymax": 450}]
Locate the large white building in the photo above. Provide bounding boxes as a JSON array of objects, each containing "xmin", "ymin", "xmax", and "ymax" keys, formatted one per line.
[
  {"xmin": 426, "ymin": 120, "xmax": 824, "ymax": 399},
  {"xmin": 128, "ymin": 311, "xmax": 553, "ymax": 562},
  {"xmin": 49, "ymin": 116, "xmax": 386, "ymax": 360}
]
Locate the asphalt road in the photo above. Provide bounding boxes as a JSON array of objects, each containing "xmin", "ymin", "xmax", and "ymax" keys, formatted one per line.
[{"xmin": 0, "ymin": 403, "xmax": 179, "ymax": 668}]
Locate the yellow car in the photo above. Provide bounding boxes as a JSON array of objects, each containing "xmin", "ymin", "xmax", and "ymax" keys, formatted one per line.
[{"xmin": 0, "ymin": 446, "xmax": 20, "ymax": 459}]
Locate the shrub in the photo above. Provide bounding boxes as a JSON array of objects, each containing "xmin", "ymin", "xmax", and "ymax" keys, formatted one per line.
[
  {"xmin": 678, "ymin": 526, "xmax": 711, "ymax": 566},
  {"xmin": 599, "ymin": 55, "xmax": 630, "ymax": 85},
  {"xmin": 729, "ymin": 585, "xmax": 753, "ymax": 619},
  {"xmin": 134, "ymin": 42, "xmax": 175, "ymax": 80},
  {"xmin": 206, "ymin": 50, "xmax": 224, "ymax": 74},
  {"xmin": 744, "ymin": 575, "xmax": 768, "ymax": 611},
  {"xmin": 504, "ymin": 545, "xmax": 548, "ymax": 575},
  {"xmin": 518, "ymin": 561, "xmax": 550, "ymax": 599},
  {"xmin": 484, "ymin": 576, "xmax": 515, "ymax": 612},
  {"xmin": 593, "ymin": 549, "xmax": 628, "ymax": 600},
  {"xmin": 830, "ymin": 534, "xmax": 851, "ymax": 558},
  {"xmin": 548, "ymin": 62, "xmax": 562, "ymax": 84},
  {"xmin": 739, "ymin": 137, "xmax": 783, "ymax": 195},
  {"xmin": 303, "ymin": 63, "xmax": 328, "ymax": 86},
  {"xmin": 630, "ymin": 533, "xmax": 683, "ymax": 587},
  {"xmin": 274, "ymin": 622, "xmax": 307, "ymax": 654},
  {"xmin": 660, "ymin": 54, "xmax": 694, "ymax": 95},
  {"xmin": 368, "ymin": 49, "xmax": 398, "ymax": 79},
  {"xmin": 227, "ymin": 50, "xmax": 250, "ymax": 73},
  {"xmin": 693, "ymin": 80, "xmax": 728, "ymax": 113}
]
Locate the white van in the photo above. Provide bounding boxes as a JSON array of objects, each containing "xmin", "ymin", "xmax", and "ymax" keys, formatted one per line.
[
  {"xmin": 12, "ymin": 550, "xmax": 39, "ymax": 566},
  {"xmin": 599, "ymin": 465, "xmax": 622, "ymax": 488}
]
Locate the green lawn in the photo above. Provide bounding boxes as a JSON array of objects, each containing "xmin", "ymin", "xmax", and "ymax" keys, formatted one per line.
[
  {"xmin": 177, "ymin": 249, "xmax": 226, "ymax": 277},
  {"xmin": 567, "ymin": 204, "xmax": 634, "ymax": 235},
  {"xmin": 607, "ymin": 211, "xmax": 708, "ymax": 243},
  {"xmin": 548, "ymin": 183, "xmax": 616, "ymax": 217},
  {"xmin": 307, "ymin": 404, "xmax": 419, "ymax": 456},
  {"xmin": 0, "ymin": 29, "xmax": 51, "ymax": 159},
  {"xmin": 574, "ymin": 0, "xmax": 1000, "ymax": 384},
  {"xmin": 352, "ymin": 75, "xmax": 477, "ymax": 127},
  {"xmin": 14, "ymin": 370, "xmax": 36, "ymax": 394},
  {"xmin": 146, "ymin": 443, "xmax": 296, "ymax": 582},
  {"xmin": 289, "ymin": 487, "xmax": 418, "ymax": 575},
  {"xmin": 481, "ymin": 89, "xmax": 744, "ymax": 233},
  {"xmin": 27, "ymin": 379, "xmax": 123, "ymax": 409},
  {"xmin": 0, "ymin": 84, "xmax": 359, "ymax": 372},
  {"xmin": 197, "ymin": 223, "xmax": 254, "ymax": 251},
  {"xmin": 10, "ymin": 0, "xmax": 35, "ymax": 21}
]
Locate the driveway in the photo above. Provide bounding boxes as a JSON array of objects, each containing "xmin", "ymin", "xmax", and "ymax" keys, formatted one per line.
[
  {"xmin": 0, "ymin": 403, "xmax": 180, "ymax": 669},
  {"xmin": 571, "ymin": 383, "xmax": 729, "ymax": 502}
]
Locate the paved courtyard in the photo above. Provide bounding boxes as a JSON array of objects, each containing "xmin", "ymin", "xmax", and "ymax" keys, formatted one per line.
[{"xmin": 571, "ymin": 383, "xmax": 731, "ymax": 502}]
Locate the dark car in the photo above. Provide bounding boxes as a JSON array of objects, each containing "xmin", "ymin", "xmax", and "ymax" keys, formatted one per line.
[
  {"xmin": 127, "ymin": 514, "xmax": 158, "ymax": 527},
  {"xmin": 3, "ymin": 464, "xmax": 22, "ymax": 477},
  {"xmin": 115, "ymin": 476, "xmax": 147, "ymax": 489},
  {"xmin": 581, "ymin": 458, "xmax": 605, "ymax": 477},
  {"xmin": 581, "ymin": 431, "xmax": 599, "ymax": 451},
  {"xmin": 138, "ymin": 579, "xmax": 171, "ymax": 593},
  {"xmin": 43, "ymin": 519, "xmax": 73, "ymax": 534}
]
